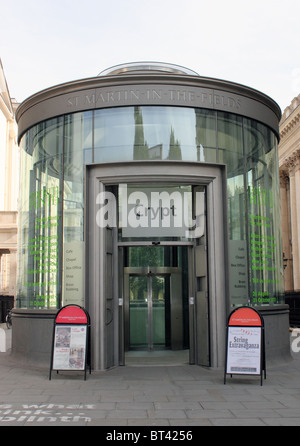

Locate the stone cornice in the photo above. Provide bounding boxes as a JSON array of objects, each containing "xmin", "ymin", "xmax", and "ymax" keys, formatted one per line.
[
  {"xmin": 282, "ymin": 148, "xmax": 300, "ymax": 174},
  {"xmin": 280, "ymin": 110, "xmax": 300, "ymax": 138},
  {"xmin": 280, "ymin": 93, "xmax": 300, "ymax": 138}
]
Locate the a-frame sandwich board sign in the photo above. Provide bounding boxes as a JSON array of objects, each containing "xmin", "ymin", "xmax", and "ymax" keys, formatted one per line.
[
  {"xmin": 224, "ymin": 306, "xmax": 266, "ymax": 386},
  {"xmin": 49, "ymin": 305, "xmax": 91, "ymax": 380}
]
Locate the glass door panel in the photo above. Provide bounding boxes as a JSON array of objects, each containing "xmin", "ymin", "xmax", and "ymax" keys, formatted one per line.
[
  {"xmin": 129, "ymin": 274, "xmax": 167, "ymax": 350},
  {"xmin": 129, "ymin": 275, "xmax": 148, "ymax": 348},
  {"xmin": 152, "ymin": 275, "xmax": 166, "ymax": 348}
]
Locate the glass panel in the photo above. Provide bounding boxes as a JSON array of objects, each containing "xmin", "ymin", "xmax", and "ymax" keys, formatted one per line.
[
  {"xmin": 218, "ymin": 113, "xmax": 248, "ymax": 307},
  {"xmin": 218, "ymin": 112, "xmax": 243, "ymax": 176},
  {"xmin": 94, "ymin": 106, "xmax": 217, "ymax": 162},
  {"xmin": 195, "ymin": 109, "xmax": 217, "ymax": 162},
  {"xmin": 152, "ymin": 276, "xmax": 166, "ymax": 347},
  {"xmin": 94, "ymin": 107, "xmax": 134, "ymax": 162},
  {"xmin": 127, "ymin": 246, "xmax": 166, "ymax": 267},
  {"xmin": 62, "ymin": 113, "xmax": 90, "ymax": 307},
  {"xmin": 17, "ymin": 119, "xmax": 63, "ymax": 309},
  {"xmin": 244, "ymin": 120, "xmax": 284, "ymax": 305},
  {"xmin": 17, "ymin": 138, "xmax": 34, "ymax": 308},
  {"xmin": 129, "ymin": 276, "xmax": 148, "ymax": 348}
]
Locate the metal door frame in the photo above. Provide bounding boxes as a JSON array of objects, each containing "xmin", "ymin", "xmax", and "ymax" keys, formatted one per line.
[{"xmin": 86, "ymin": 161, "xmax": 230, "ymax": 371}]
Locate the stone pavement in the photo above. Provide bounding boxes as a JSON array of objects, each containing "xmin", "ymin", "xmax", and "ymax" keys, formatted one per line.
[{"xmin": 1, "ymin": 344, "xmax": 300, "ymax": 426}]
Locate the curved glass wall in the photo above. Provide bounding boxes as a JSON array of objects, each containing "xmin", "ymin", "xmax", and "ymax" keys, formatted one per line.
[
  {"xmin": 18, "ymin": 118, "xmax": 63, "ymax": 309},
  {"xmin": 94, "ymin": 107, "xmax": 217, "ymax": 163},
  {"xmin": 17, "ymin": 106, "xmax": 284, "ymax": 310}
]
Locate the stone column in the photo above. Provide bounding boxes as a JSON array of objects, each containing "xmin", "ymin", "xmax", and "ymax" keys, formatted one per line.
[
  {"xmin": 280, "ymin": 169, "xmax": 293, "ymax": 290},
  {"xmin": 286, "ymin": 150, "xmax": 300, "ymax": 291}
]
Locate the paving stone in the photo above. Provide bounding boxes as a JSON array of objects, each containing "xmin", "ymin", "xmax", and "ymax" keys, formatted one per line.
[{"xmin": 1, "ymin": 348, "xmax": 300, "ymax": 426}]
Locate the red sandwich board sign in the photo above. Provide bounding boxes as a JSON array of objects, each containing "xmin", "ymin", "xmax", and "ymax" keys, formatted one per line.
[
  {"xmin": 224, "ymin": 306, "xmax": 266, "ymax": 385},
  {"xmin": 49, "ymin": 305, "xmax": 91, "ymax": 380}
]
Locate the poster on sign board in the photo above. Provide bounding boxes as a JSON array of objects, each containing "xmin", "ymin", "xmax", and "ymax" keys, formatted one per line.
[
  {"xmin": 53, "ymin": 325, "xmax": 87, "ymax": 371},
  {"xmin": 226, "ymin": 326, "xmax": 261, "ymax": 375}
]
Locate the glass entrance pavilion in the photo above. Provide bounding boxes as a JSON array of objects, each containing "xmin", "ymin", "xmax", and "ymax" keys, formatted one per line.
[{"xmin": 14, "ymin": 62, "xmax": 290, "ymax": 369}]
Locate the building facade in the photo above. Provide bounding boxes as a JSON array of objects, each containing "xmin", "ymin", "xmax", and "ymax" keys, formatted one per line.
[
  {"xmin": 14, "ymin": 63, "xmax": 290, "ymax": 369},
  {"xmin": 279, "ymin": 93, "xmax": 300, "ymax": 294},
  {"xmin": 0, "ymin": 59, "xmax": 19, "ymax": 304}
]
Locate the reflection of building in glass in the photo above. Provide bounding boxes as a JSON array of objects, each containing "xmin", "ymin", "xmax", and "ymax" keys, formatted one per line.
[
  {"xmin": 13, "ymin": 62, "xmax": 290, "ymax": 369},
  {"xmin": 149, "ymin": 144, "xmax": 163, "ymax": 160}
]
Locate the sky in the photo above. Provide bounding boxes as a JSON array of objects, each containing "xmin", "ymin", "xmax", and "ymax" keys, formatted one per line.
[{"xmin": 0, "ymin": 0, "xmax": 299, "ymax": 112}]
